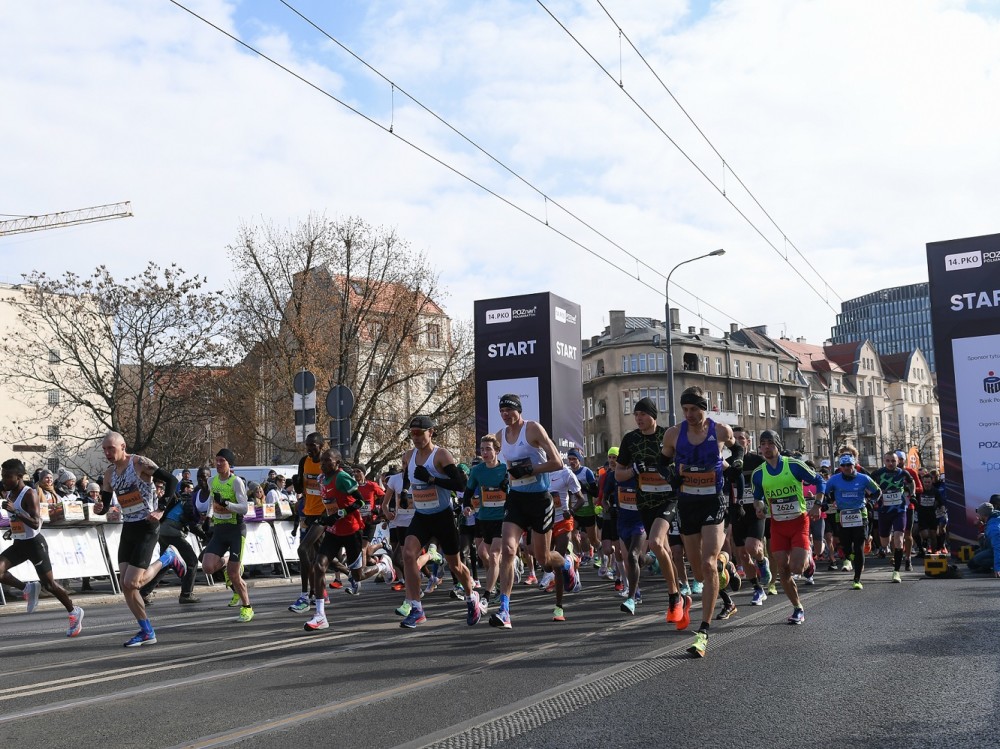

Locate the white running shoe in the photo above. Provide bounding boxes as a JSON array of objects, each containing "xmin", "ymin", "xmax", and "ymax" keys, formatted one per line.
[
  {"xmin": 66, "ymin": 606, "xmax": 84, "ymax": 637},
  {"xmin": 24, "ymin": 581, "xmax": 40, "ymax": 613},
  {"xmin": 538, "ymin": 571, "xmax": 555, "ymax": 590},
  {"xmin": 304, "ymin": 614, "xmax": 329, "ymax": 631}
]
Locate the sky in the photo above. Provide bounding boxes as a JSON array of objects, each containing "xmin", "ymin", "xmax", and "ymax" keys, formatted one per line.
[{"xmin": 2, "ymin": 0, "xmax": 999, "ymax": 348}]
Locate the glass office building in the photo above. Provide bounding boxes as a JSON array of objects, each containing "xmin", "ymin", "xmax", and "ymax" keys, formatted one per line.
[{"xmin": 830, "ymin": 282, "xmax": 935, "ymax": 371}]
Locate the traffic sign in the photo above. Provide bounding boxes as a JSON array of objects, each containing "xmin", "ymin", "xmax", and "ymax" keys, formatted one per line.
[{"xmin": 293, "ymin": 369, "xmax": 317, "ymax": 443}]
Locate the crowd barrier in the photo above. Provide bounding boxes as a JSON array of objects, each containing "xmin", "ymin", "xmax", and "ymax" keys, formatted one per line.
[{"xmin": 0, "ymin": 515, "xmax": 303, "ymax": 605}]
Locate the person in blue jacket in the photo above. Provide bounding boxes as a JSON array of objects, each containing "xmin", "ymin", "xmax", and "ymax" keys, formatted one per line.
[{"xmin": 969, "ymin": 502, "xmax": 1000, "ymax": 577}]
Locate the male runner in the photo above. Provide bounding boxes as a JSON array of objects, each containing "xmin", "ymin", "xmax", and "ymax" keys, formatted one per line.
[
  {"xmin": 289, "ymin": 432, "xmax": 327, "ymax": 612},
  {"xmin": 662, "ymin": 388, "xmax": 745, "ymax": 656},
  {"xmin": 489, "ymin": 394, "xmax": 577, "ymax": 628},
  {"xmin": 751, "ymin": 430, "xmax": 824, "ymax": 625},
  {"xmin": 567, "ymin": 448, "xmax": 600, "ymax": 564},
  {"xmin": 196, "ymin": 448, "xmax": 253, "ymax": 622},
  {"xmin": 728, "ymin": 426, "xmax": 771, "ymax": 605},
  {"xmin": 823, "ymin": 454, "xmax": 881, "ymax": 589},
  {"xmin": 871, "ymin": 451, "xmax": 915, "ymax": 583},
  {"xmin": 0, "ymin": 459, "xmax": 84, "ymax": 636},
  {"xmin": 617, "ymin": 397, "xmax": 686, "ymax": 624},
  {"xmin": 95, "ymin": 431, "xmax": 186, "ymax": 647},
  {"xmin": 463, "ymin": 435, "xmax": 508, "ymax": 612}
]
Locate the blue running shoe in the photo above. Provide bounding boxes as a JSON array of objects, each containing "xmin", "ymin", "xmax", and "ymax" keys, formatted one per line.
[
  {"xmin": 400, "ymin": 606, "xmax": 427, "ymax": 629},
  {"xmin": 489, "ymin": 609, "xmax": 512, "ymax": 629},
  {"xmin": 751, "ymin": 588, "xmax": 767, "ymax": 606},
  {"xmin": 124, "ymin": 629, "xmax": 157, "ymax": 647}
]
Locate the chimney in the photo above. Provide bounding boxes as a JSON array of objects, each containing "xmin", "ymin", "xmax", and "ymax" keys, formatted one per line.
[
  {"xmin": 699, "ymin": 328, "xmax": 710, "ymax": 336},
  {"xmin": 591, "ymin": 335, "xmax": 600, "ymax": 347},
  {"xmin": 688, "ymin": 326, "xmax": 696, "ymax": 334},
  {"xmin": 796, "ymin": 336, "xmax": 807, "ymax": 343},
  {"xmin": 670, "ymin": 307, "xmax": 681, "ymax": 332},
  {"xmin": 609, "ymin": 310, "xmax": 626, "ymax": 339},
  {"xmin": 730, "ymin": 323, "xmax": 738, "ymax": 334}
]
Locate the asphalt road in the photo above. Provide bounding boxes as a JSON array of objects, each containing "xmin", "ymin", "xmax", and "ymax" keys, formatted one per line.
[{"xmin": 1, "ymin": 556, "xmax": 997, "ymax": 749}]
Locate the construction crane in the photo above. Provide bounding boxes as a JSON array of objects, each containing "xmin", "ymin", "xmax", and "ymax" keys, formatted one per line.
[{"xmin": 0, "ymin": 201, "xmax": 132, "ymax": 237}]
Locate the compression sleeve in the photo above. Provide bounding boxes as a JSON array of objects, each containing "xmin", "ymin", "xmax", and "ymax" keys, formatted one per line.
[
  {"xmin": 153, "ymin": 467, "xmax": 178, "ymax": 501},
  {"xmin": 432, "ymin": 462, "xmax": 467, "ymax": 493}
]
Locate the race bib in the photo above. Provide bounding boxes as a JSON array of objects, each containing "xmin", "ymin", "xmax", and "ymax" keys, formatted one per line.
[
  {"xmin": 882, "ymin": 491, "xmax": 903, "ymax": 507},
  {"xmin": 552, "ymin": 492, "xmax": 564, "ymax": 508},
  {"xmin": 680, "ymin": 467, "xmax": 716, "ymax": 496},
  {"xmin": 118, "ymin": 489, "xmax": 147, "ymax": 517},
  {"xmin": 840, "ymin": 510, "xmax": 863, "ymax": 528},
  {"xmin": 509, "ymin": 458, "xmax": 538, "ymax": 488},
  {"xmin": 412, "ymin": 485, "xmax": 439, "ymax": 511},
  {"xmin": 10, "ymin": 519, "xmax": 26, "ymax": 539},
  {"xmin": 638, "ymin": 470, "xmax": 670, "ymax": 493},
  {"xmin": 771, "ymin": 500, "xmax": 801, "ymax": 521},
  {"xmin": 618, "ymin": 488, "xmax": 638, "ymax": 512},
  {"xmin": 919, "ymin": 494, "xmax": 936, "ymax": 508},
  {"xmin": 741, "ymin": 486, "xmax": 756, "ymax": 505},
  {"xmin": 481, "ymin": 489, "xmax": 506, "ymax": 509}
]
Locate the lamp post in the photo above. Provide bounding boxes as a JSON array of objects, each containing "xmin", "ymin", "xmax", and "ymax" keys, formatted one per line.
[{"xmin": 665, "ymin": 249, "xmax": 725, "ymax": 426}]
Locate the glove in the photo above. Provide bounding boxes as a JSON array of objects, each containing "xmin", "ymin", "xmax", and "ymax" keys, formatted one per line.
[
  {"xmin": 399, "ymin": 491, "xmax": 411, "ymax": 509},
  {"xmin": 413, "ymin": 465, "xmax": 432, "ymax": 483},
  {"xmin": 729, "ymin": 458, "xmax": 744, "ymax": 472},
  {"xmin": 508, "ymin": 462, "xmax": 533, "ymax": 479},
  {"xmin": 632, "ymin": 462, "xmax": 647, "ymax": 477}
]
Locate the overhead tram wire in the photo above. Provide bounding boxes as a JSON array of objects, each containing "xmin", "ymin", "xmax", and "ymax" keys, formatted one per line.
[
  {"xmin": 594, "ymin": 0, "xmax": 842, "ymax": 304},
  {"xmin": 536, "ymin": 0, "xmax": 838, "ymax": 313},
  {"xmin": 275, "ymin": 0, "xmax": 746, "ymax": 330},
  {"xmin": 168, "ymin": 0, "xmax": 737, "ymax": 332},
  {"xmin": 168, "ymin": 0, "xmax": 745, "ymax": 332}
]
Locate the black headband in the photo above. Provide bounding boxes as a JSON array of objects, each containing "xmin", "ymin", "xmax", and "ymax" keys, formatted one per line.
[
  {"xmin": 499, "ymin": 394, "xmax": 522, "ymax": 412},
  {"xmin": 680, "ymin": 392, "xmax": 708, "ymax": 410}
]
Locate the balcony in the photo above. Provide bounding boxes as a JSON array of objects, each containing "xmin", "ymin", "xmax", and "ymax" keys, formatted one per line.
[
  {"xmin": 858, "ymin": 423, "xmax": 876, "ymax": 437},
  {"xmin": 781, "ymin": 415, "xmax": 808, "ymax": 430}
]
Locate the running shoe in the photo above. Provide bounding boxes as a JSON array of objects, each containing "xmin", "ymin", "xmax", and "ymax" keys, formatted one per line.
[
  {"xmin": 803, "ymin": 575, "xmax": 816, "ymax": 586},
  {"xmin": 423, "ymin": 575, "xmax": 441, "ymax": 595},
  {"xmin": 751, "ymin": 588, "xmax": 767, "ymax": 606},
  {"xmin": 581, "ymin": 553, "xmax": 592, "ymax": 567},
  {"xmin": 538, "ymin": 571, "xmax": 555, "ymax": 591},
  {"xmin": 677, "ymin": 595, "xmax": 692, "ymax": 630},
  {"xmin": 345, "ymin": 579, "xmax": 360, "ymax": 596},
  {"xmin": 613, "ymin": 579, "xmax": 625, "ymax": 592},
  {"xmin": 161, "ymin": 545, "xmax": 187, "ymax": 579},
  {"xmin": 24, "ymin": 581, "xmax": 40, "ymax": 613},
  {"xmin": 891, "ymin": 571, "xmax": 901, "ymax": 583},
  {"xmin": 427, "ymin": 544, "xmax": 443, "ymax": 565},
  {"xmin": 395, "ymin": 601, "xmax": 412, "ymax": 617},
  {"xmin": 620, "ymin": 597, "xmax": 636, "ymax": 615},
  {"xmin": 691, "ymin": 580, "xmax": 703, "ymax": 595},
  {"xmin": 563, "ymin": 556, "xmax": 581, "ymax": 593},
  {"xmin": 228, "ymin": 592, "xmax": 241, "ymax": 607},
  {"xmin": 851, "ymin": 581, "xmax": 864, "ymax": 590},
  {"xmin": 304, "ymin": 614, "xmax": 329, "ymax": 631},
  {"xmin": 665, "ymin": 597, "xmax": 683, "ymax": 623},
  {"xmin": 514, "ymin": 556, "xmax": 524, "ymax": 584},
  {"xmin": 716, "ymin": 602, "xmax": 737, "ymax": 621},
  {"xmin": 238, "ymin": 606, "xmax": 254, "ymax": 622},
  {"xmin": 400, "ymin": 607, "xmax": 427, "ymax": 629},
  {"xmin": 593, "ymin": 556, "xmax": 602, "ymax": 569},
  {"xmin": 904, "ymin": 558, "xmax": 913, "ymax": 572},
  {"xmin": 466, "ymin": 591, "xmax": 482, "ymax": 626},
  {"xmin": 756, "ymin": 558, "xmax": 772, "ymax": 587},
  {"xmin": 391, "ymin": 582, "xmax": 405, "ymax": 592},
  {"xmin": 450, "ymin": 585, "xmax": 465, "ymax": 600},
  {"xmin": 687, "ymin": 631, "xmax": 708, "ymax": 658},
  {"xmin": 66, "ymin": 606, "xmax": 84, "ymax": 637},
  {"xmin": 736, "ymin": 564, "xmax": 746, "ymax": 578},
  {"xmin": 288, "ymin": 594, "xmax": 310, "ymax": 613},
  {"xmin": 805, "ymin": 558, "xmax": 816, "ymax": 580},
  {"xmin": 827, "ymin": 562, "xmax": 840, "ymax": 572},
  {"xmin": 523, "ymin": 575, "xmax": 538, "ymax": 586},
  {"xmin": 552, "ymin": 606, "xmax": 565, "ymax": 622},
  {"xmin": 727, "ymin": 561, "xmax": 742, "ymax": 592},
  {"xmin": 842, "ymin": 559, "xmax": 854, "ymax": 572},
  {"xmin": 329, "ymin": 580, "xmax": 343, "ymax": 589},
  {"xmin": 124, "ymin": 629, "xmax": 156, "ymax": 647},
  {"xmin": 787, "ymin": 608, "xmax": 805, "ymax": 625},
  {"xmin": 178, "ymin": 593, "xmax": 200, "ymax": 604},
  {"xmin": 489, "ymin": 609, "xmax": 512, "ymax": 629},
  {"xmin": 678, "ymin": 582, "xmax": 691, "ymax": 597},
  {"xmin": 634, "ymin": 588, "xmax": 642, "ymax": 604},
  {"xmin": 478, "ymin": 595, "xmax": 489, "ymax": 615},
  {"xmin": 766, "ymin": 583, "xmax": 778, "ymax": 596}
]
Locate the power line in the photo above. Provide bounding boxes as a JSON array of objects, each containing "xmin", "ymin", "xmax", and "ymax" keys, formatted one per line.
[
  {"xmin": 535, "ymin": 0, "xmax": 839, "ymax": 313},
  {"xmin": 167, "ymin": 0, "xmax": 742, "ymax": 331},
  {"xmin": 593, "ymin": 0, "xmax": 841, "ymax": 304}
]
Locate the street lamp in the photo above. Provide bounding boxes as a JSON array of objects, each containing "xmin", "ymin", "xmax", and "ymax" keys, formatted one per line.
[{"xmin": 665, "ymin": 249, "xmax": 725, "ymax": 425}]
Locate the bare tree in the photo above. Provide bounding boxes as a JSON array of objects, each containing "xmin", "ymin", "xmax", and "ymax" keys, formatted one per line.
[
  {"xmin": 0, "ymin": 264, "xmax": 228, "ymax": 467},
  {"xmin": 224, "ymin": 215, "xmax": 474, "ymax": 473}
]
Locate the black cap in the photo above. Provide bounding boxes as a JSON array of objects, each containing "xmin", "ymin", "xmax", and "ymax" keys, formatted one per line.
[
  {"xmin": 758, "ymin": 430, "xmax": 781, "ymax": 447},
  {"xmin": 499, "ymin": 394, "xmax": 522, "ymax": 412},
  {"xmin": 633, "ymin": 396, "xmax": 658, "ymax": 418},
  {"xmin": 216, "ymin": 448, "xmax": 237, "ymax": 467},
  {"xmin": 409, "ymin": 414, "xmax": 435, "ymax": 430}
]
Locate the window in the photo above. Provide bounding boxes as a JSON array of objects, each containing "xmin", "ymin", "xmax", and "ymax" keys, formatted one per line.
[
  {"xmin": 898, "ymin": 414, "xmax": 904, "ymax": 430},
  {"xmin": 47, "ymin": 457, "xmax": 59, "ymax": 472},
  {"xmin": 758, "ymin": 395, "xmax": 766, "ymax": 417},
  {"xmin": 746, "ymin": 361, "xmax": 752, "ymax": 379},
  {"xmin": 757, "ymin": 363, "xmax": 763, "ymax": 380},
  {"xmin": 769, "ymin": 395, "xmax": 777, "ymax": 418},
  {"xmin": 736, "ymin": 393, "xmax": 743, "ymax": 415},
  {"xmin": 622, "ymin": 390, "xmax": 632, "ymax": 414},
  {"xmin": 768, "ymin": 365, "xmax": 774, "ymax": 381},
  {"xmin": 587, "ymin": 397, "xmax": 594, "ymax": 420},
  {"xmin": 716, "ymin": 357, "xmax": 723, "ymax": 375},
  {"xmin": 702, "ymin": 356, "xmax": 710, "ymax": 372},
  {"xmin": 705, "ymin": 391, "xmax": 713, "ymax": 409},
  {"xmin": 658, "ymin": 388, "xmax": 668, "ymax": 413},
  {"xmin": 48, "ymin": 349, "xmax": 60, "ymax": 364},
  {"xmin": 622, "ymin": 355, "xmax": 628, "ymax": 373},
  {"xmin": 584, "ymin": 363, "xmax": 592, "ymax": 381},
  {"xmin": 733, "ymin": 359, "xmax": 740, "ymax": 377},
  {"xmin": 717, "ymin": 392, "xmax": 725, "ymax": 411},
  {"xmin": 638, "ymin": 353, "xmax": 646, "ymax": 373},
  {"xmin": 426, "ymin": 324, "xmax": 441, "ymax": 348},
  {"xmin": 630, "ymin": 354, "xmax": 638, "ymax": 372},
  {"xmin": 48, "ymin": 390, "xmax": 60, "ymax": 405},
  {"xmin": 588, "ymin": 434, "xmax": 595, "ymax": 457},
  {"xmin": 656, "ymin": 353, "xmax": 665, "ymax": 371},
  {"xmin": 425, "ymin": 369, "xmax": 441, "ymax": 394},
  {"xmin": 47, "ymin": 425, "xmax": 59, "ymax": 440}
]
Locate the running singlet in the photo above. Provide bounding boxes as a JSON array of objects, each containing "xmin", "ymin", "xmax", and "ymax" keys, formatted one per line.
[
  {"xmin": 8, "ymin": 486, "xmax": 36, "ymax": 540},
  {"xmin": 616, "ymin": 426, "xmax": 668, "ymax": 509},
  {"xmin": 467, "ymin": 462, "xmax": 508, "ymax": 521},
  {"xmin": 549, "ymin": 466, "xmax": 581, "ymax": 520},
  {"xmin": 319, "ymin": 469, "xmax": 363, "ymax": 535},
  {"xmin": 752, "ymin": 457, "xmax": 822, "ymax": 520},
  {"xmin": 111, "ymin": 457, "xmax": 156, "ymax": 522},
  {"xmin": 674, "ymin": 420, "xmax": 724, "ymax": 499},
  {"xmin": 301, "ymin": 456, "xmax": 324, "ymax": 516},
  {"xmin": 500, "ymin": 423, "xmax": 551, "ymax": 493},
  {"xmin": 408, "ymin": 447, "xmax": 453, "ymax": 514},
  {"xmin": 571, "ymin": 465, "xmax": 597, "ymax": 516},
  {"xmin": 210, "ymin": 474, "xmax": 243, "ymax": 525}
]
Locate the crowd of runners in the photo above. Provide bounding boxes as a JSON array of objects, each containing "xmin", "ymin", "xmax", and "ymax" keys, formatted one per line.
[{"xmin": 0, "ymin": 388, "xmax": 958, "ymax": 656}]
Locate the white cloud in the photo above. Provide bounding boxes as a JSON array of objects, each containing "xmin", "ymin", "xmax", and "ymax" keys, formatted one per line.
[{"xmin": 1, "ymin": 0, "xmax": 998, "ymax": 352}]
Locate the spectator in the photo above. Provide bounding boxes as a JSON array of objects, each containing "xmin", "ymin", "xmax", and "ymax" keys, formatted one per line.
[
  {"xmin": 55, "ymin": 469, "xmax": 79, "ymax": 499},
  {"xmin": 969, "ymin": 502, "xmax": 1000, "ymax": 577},
  {"xmin": 35, "ymin": 469, "xmax": 58, "ymax": 505}
]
